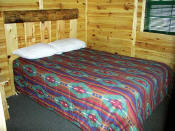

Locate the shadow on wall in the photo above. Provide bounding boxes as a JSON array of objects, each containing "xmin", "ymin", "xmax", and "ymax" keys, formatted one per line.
[
  {"xmin": 164, "ymin": 65, "xmax": 175, "ymax": 130},
  {"xmin": 164, "ymin": 37, "xmax": 175, "ymax": 130},
  {"xmin": 164, "ymin": 86, "xmax": 175, "ymax": 130}
]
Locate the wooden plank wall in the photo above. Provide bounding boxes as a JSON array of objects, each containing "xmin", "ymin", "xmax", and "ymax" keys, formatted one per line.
[
  {"xmin": 0, "ymin": 0, "xmax": 87, "ymax": 97},
  {"xmin": 87, "ymin": 0, "xmax": 175, "ymax": 71},
  {"xmin": 87, "ymin": 0, "xmax": 135, "ymax": 56},
  {"xmin": 43, "ymin": 0, "xmax": 87, "ymax": 42},
  {"xmin": 135, "ymin": 0, "xmax": 175, "ymax": 70}
]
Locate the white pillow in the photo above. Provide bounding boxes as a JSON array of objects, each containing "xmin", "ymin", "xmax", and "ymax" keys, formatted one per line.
[
  {"xmin": 13, "ymin": 43, "xmax": 58, "ymax": 59},
  {"xmin": 49, "ymin": 38, "xmax": 86, "ymax": 54}
]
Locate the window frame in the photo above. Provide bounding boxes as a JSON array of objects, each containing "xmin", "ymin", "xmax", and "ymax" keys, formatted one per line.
[{"xmin": 141, "ymin": 0, "xmax": 175, "ymax": 35}]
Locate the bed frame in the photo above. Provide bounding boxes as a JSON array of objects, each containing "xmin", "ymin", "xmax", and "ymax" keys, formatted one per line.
[{"xmin": 2, "ymin": 9, "xmax": 79, "ymax": 96}]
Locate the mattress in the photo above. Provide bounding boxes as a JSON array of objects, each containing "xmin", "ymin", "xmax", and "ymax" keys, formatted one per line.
[{"xmin": 13, "ymin": 48, "xmax": 174, "ymax": 131}]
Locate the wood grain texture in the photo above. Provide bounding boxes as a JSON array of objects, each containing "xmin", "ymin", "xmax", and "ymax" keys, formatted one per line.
[
  {"xmin": 56, "ymin": 20, "xmax": 66, "ymax": 39},
  {"xmin": 0, "ymin": 78, "xmax": 10, "ymax": 121},
  {"xmin": 87, "ymin": 0, "xmax": 134, "ymax": 56},
  {"xmin": 70, "ymin": 19, "xmax": 77, "ymax": 38},
  {"xmin": 136, "ymin": 0, "xmax": 175, "ymax": 71},
  {"xmin": 4, "ymin": 23, "xmax": 18, "ymax": 96},
  {"xmin": 87, "ymin": 0, "xmax": 175, "ymax": 71},
  {"xmin": 43, "ymin": 0, "xmax": 87, "ymax": 42},
  {"xmin": 0, "ymin": 92, "xmax": 7, "ymax": 131},
  {"xmin": 131, "ymin": 0, "xmax": 138, "ymax": 57},
  {"xmin": 3, "ymin": 9, "xmax": 79, "ymax": 23},
  {"xmin": 0, "ymin": 0, "xmax": 39, "ymax": 11},
  {"xmin": 40, "ymin": 21, "xmax": 52, "ymax": 43}
]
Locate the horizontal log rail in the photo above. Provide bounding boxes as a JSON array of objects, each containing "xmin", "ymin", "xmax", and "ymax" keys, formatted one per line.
[{"xmin": 3, "ymin": 9, "xmax": 78, "ymax": 23}]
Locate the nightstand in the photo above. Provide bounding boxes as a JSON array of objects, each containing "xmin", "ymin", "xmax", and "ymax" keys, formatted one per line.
[{"xmin": 0, "ymin": 76, "xmax": 10, "ymax": 120}]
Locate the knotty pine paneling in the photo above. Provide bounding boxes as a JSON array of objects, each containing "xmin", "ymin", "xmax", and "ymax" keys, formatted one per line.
[
  {"xmin": 135, "ymin": 0, "xmax": 175, "ymax": 71},
  {"xmin": 88, "ymin": 0, "xmax": 175, "ymax": 71},
  {"xmin": 0, "ymin": 0, "xmax": 39, "ymax": 11},
  {"xmin": 87, "ymin": 0, "xmax": 135, "ymax": 56},
  {"xmin": 43, "ymin": 0, "xmax": 87, "ymax": 42}
]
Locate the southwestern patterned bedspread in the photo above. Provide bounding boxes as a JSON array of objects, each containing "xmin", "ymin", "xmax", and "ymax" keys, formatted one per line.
[{"xmin": 13, "ymin": 48, "xmax": 173, "ymax": 131}]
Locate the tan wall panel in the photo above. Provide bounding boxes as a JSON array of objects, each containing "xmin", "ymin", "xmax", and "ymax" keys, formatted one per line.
[
  {"xmin": 4, "ymin": 24, "xmax": 18, "ymax": 56},
  {"xmin": 88, "ymin": 40, "xmax": 131, "ymax": 56},
  {"xmin": 70, "ymin": 19, "xmax": 77, "ymax": 38},
  {"xmin": 16, "ymin": 23, "xmax": 25, "ymax": 48},
  {"xmin": 43, "ymin": 0, "xmax": 86, "ymax": 41},
  {"xmin": 135, "ymin": 48, "xmax": 175, "ymax": 70},
  {"xmin": 51, "ymin": 21, "xmax": 57, "ymax": 42},
  {"xmin": 0, "ymin": 0, "xmax": 39, "ymax": 11},
  {"xmin": 34, "ymin": 22, "xmax": 41, "ymax": 43},
  {"xmin": 87, "ymin": 0, "xmax": 134, "ymax": 56},
  {"xmin": 136, "ymin": 0, "xmax": 175, "ymax": 71},
  {"xmin": 40, "ymin": 21, "xmax": 52, "ymax": 43}
]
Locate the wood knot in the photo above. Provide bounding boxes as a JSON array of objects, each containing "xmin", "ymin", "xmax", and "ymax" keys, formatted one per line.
[
  {"xmin": 58, "ymin": 3, "xmax": 63, "ymax": 9},
  {"xmin": 8, "ymin": 55, "xmax": 11, "ymax": 59},
  {"xmin": 97, "ymin": 6, "xmax": 101, "ymax": 10},
  {"xmin": 96, "ymin": 25, "xmax": 100, "ymax": 29},
  {"xmin": 124, "ymin": 3, "xmax": 133, "ymax": 10}
]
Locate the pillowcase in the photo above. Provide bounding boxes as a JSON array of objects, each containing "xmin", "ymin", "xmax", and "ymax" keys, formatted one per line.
[
  {"xmin": 49, "ymin": 38, "xmax": 86, "ymax": 54},
  {"xmin": 13, "ymin": 43, "xmax": 58, "ymax": 59}
]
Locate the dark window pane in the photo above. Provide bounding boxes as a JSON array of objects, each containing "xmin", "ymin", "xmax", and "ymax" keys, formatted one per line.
[{"xmin": 144, "ymin": 0, "xmax": 175, "ymax": 35}]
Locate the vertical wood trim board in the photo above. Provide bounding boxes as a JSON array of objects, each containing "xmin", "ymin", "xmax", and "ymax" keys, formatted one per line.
[
  {"xmin": 56, "ymin": 20, "xmax": 66, "ymax": 39},
  {"xmin": 24, "ymin": 22, "xmax": 35, "ymax": 46},
  {"xmin": 34, "ymin": 22, "xmax": 41, "ymax": 43},
  {"xmin": 85, "ymin": 0, "xmax": 88, "ymax": 43},
  {"xmin": 4, "ymin": 23, "xmax": 18, "ymax": 95},
  {"xmin": 40, "ymin": 21, "xmax": 52, "ymax": 43},
  {"xmin": 140, "ymin": 0, "xmax": 146, "ymax": 32},
  {"xmin": 51, "ymin": 21, "xmax": 57, "ymax": 42},
  {"xmin": 0, "ymin": 92, "xmax": 7, "ymax": 131},
  {"xmin": 39, "ymin": 0, "xmax": 43, "ymax": 10},
  {"xmin": 131, "ymin": 0, "xmax": 138, "ymax": 57},
  {"xmin": 16, "ymin": 23, "xmax": 25, "ymax": 48},
  {"xmin": 70, "ymin": 19, "xmax": 77, "ymax": 38}
]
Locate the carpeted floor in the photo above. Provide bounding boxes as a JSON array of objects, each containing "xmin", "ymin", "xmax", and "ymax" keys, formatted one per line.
[{"xmin": 6, "ymin": 94, "xmax": 174, "ymax": 131}]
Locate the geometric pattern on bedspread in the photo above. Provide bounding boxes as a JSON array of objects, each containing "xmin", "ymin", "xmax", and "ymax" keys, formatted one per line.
[{"xmin": 13, "ymin": 48, "xmax": 174, "ymax": 131}]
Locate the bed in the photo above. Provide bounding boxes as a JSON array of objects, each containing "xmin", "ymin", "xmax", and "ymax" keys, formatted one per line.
[{"xmin": 13, "ymin": 48, "xmax": 174, "ymax": 131}]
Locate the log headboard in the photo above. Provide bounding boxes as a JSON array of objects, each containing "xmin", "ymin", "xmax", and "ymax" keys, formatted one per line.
[
  {"xmin": 3, "ymin": 9, "xmax": 78, "ymax": 23},
  {"xmin": 2, "ymin": 9, "xmax": 79, "ymax": 96}
]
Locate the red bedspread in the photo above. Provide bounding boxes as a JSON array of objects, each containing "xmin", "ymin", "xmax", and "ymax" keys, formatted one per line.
[{"xmin": 13, "ymin": 48, "xmax": 174, "ymax": 131}]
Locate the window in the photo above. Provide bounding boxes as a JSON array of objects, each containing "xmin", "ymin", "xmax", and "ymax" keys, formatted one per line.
[{"xmin": 144, "ymin": 0, "xmax": 175, "ymax": 35}]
